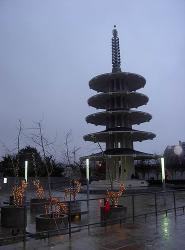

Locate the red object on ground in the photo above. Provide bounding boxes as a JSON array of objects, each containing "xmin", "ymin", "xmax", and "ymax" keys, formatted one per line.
[{"xmin": 104, "ymin": 200, "xmax": 110, "ymax": 213}]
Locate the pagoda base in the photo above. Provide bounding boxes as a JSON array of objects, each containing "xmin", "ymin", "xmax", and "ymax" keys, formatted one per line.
[
  {"xmin": 88, "ymin": 179, "xmax": 149, "ymax": 191},
  {"xmin": 106, "ymin": 156, "xmax": 135, "ymax": 181}
]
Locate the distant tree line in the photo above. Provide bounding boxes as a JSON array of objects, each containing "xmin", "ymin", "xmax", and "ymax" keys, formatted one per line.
[{"xmin": 0, "ymin": 146, "xmax": 65, "ymax": 177}]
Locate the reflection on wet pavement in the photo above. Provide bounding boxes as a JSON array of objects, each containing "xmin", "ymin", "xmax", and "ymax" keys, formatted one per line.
[
  {"xmin": 161, "ymin": 217, "xmax": 170, "ymax": 241},
  {"xmin": 1, "ymin": 190, "xmax": 185, "ymax": 249},
  {"xmin": 1, "ymin": 212, "xmax": 185, "ymax": 250}
]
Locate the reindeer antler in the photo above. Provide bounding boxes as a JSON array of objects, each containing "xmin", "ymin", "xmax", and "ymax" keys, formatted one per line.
[{"xmin": 106, "ymin": 183, "xmax": 125, "ymax": 207}]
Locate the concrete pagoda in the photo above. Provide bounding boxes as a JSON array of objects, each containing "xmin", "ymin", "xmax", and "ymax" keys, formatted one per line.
[{"xmin": 84, "ymin": 26, "xmax": 156, "ymax": 181}]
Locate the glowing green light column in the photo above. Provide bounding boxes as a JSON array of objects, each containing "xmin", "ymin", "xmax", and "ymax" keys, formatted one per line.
[
  {"xmin": 25, "ymin": 160, "xmax": 28, "ymax": 182},
  {"xmin": 160, "ymin": 157, "xmax": 165, "ymax": 190},
  {"xmin": 86, "ymin": 158, "xmax": 90, "ymax": 231}
]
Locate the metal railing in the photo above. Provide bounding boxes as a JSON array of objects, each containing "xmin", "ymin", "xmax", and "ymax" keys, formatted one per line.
[{"xmin": 1, "ymin": 188, "xmax": 185, "ymax": 246}]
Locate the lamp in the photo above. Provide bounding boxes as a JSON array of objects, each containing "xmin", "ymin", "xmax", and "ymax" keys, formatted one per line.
[{"xmin": 25, "ymin": 160, "xmax": 28, "ymax": 182}]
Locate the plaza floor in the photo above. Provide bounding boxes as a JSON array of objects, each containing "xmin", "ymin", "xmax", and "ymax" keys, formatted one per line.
[
  {"xmin": 1, "ymin": 211, "xmax": 185, "ymax": 250},
  {"xmin": 1, "ymin": 188, "xmax": 185, "ymax": 250}
]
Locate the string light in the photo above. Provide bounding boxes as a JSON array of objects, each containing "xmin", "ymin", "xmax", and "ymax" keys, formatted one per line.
[
  {"xmin": 33, "ymin": 179, "xmax": 45, "ymax": 199},
  {"xmin": 64, "ymin": 180, "xmax": 81, "ymax": 201},
  {"xmin": 45, "ymin": 197, "xmax": 68, "ymax": 217},
  {"xmin": 12, "ymin": 180, "xmax": 28, "ymax": 207},
  {"xmin": 106, "ymin": 184, "xmax": 125, "ymax": 207}
]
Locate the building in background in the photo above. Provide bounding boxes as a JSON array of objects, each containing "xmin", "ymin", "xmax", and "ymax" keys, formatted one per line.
[{"xmin": 164, "ymin": 141, "xmax": 185, "ymax": 180}]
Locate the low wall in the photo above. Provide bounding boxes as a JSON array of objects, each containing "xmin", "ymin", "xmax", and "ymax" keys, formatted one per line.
[{"xmin": 0, "ymin": 177, "xmax": 70, "ymax": 192}]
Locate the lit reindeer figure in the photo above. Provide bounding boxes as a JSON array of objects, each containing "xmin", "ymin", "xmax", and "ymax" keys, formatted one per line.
[
  {"xmin": 106, "ymin": 184, "xmax": 125, "ymax": 207},
  {"xmin": 12, "ymin": 180, "xmax": 28, "ymax": 207},
  {"xmin": 33, "ymin": 179, "xmax": 45, "ymax": 199},
  {"xmin": 64, "ymin": 180, "xmax": 81, "ymax": 201},
  {"xmin": 45, "ymin": 197, "xmax": 68, "ymax": 218}
]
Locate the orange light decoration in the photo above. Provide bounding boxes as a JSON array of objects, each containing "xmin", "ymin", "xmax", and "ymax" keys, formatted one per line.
[
  {"xmin": 64, "ymin": 180, "xmax": 81, "ymax": 201},
  {"xmin": 12, "ymin": 180, "xmax": 28, "ymax": 207},
  {"xmin": 33, "ymin": 179, "xmax": 45, "ymax": 199},
  {"xmin": 106, "ymin": 184, "xmax": 125, "ymax": 207},
  {"xmin": 45, "ymin": 197, "xmax": 68, "ymax": 217}
]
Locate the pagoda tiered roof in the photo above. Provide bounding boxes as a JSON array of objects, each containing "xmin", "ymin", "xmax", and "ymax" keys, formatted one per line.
[
  {"xmin": 86, "ymin": 110, "xmax": 152, "ymax": 126},
  {"xmin": 88, "ymin": 91, "xmax": 149, "ymax": 109},
  {"xmin": 89, "ymin": 72, "xmax": 146, "ymax": 92},
  {"xmin": 81, "ymin": 148, "xmax": 158, "ymax": 160},
  {"xmin": 84, "ymin": 128, "xmax": 155, "ymax": 142}
]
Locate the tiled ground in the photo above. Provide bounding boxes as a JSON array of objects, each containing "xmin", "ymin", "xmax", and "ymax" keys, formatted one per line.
[
  {"xmin": 1, "ymin": 212, "xmax": 185, "ymax": 250},
  {"xmin": 1, "ymin": 189, "xmax": 185, "ymax": 249}
]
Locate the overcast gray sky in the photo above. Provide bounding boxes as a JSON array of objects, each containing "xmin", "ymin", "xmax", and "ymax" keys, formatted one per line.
[{"xmin": 0, "ymin": 0, "xmax": 185, "ymax": 159}]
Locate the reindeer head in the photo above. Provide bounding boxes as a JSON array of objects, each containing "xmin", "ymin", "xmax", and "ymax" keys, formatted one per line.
[{"xmin": 106, "ymin": 183, "xmax": 125, "ymax": 207}]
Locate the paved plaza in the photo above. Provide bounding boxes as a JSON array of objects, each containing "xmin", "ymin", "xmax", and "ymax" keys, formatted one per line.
[
  {"xmin": 0, "ymin": 188, "xmax": 185, "ymax": 249},
  {"xmin": 1, "ymin": 211, "xmax": 185, "ymax": 250}
]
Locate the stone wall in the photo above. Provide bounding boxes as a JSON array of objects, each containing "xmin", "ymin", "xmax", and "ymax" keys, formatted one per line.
[{"xmin": 0, "ymin": 177, "xmax": 70, "ymax": 192}]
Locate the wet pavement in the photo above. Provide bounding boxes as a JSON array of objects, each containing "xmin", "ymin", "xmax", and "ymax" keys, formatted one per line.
[
  {"xmin": 0, "ymin": 189, "xmax": 185, "ymax": 249},
  {"xmin": 1, "ymin": 212, "xmax": 185, "ymax": 250}
]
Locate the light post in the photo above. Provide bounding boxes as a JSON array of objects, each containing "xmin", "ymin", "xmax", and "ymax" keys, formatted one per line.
[
  {"xmin": 86, "ymin": 158, "xmax": 90, "ymax": 231},
  {"xmin": 3, "ymin": 177, "xmax": 7, "ymax": 184},
  {"xmin": 160, "ymin": 156, "xmax": 167, "ymax": 207},
  {"xmin": 25, "ymin": 160, "xmax": 28, "ymax": 182},
  {"xmin": 160, "ymin": 157, "xmax": 165, "ymax": 190}
]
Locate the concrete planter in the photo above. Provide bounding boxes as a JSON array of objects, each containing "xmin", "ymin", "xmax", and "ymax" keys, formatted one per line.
[
  {"xmin": 36, "ymin": 213, "xmax": 68, "ymax": 233},
  {"xmin": 30, "ymin": 198, "xmax": 48, "ymax": 214},
  {"xmin": 100, "ymin": 205, "xmax": 127, "ymax": 226},
  {"xmin": 66, "ymin": 201, "xmax": 81, "ymax": 220},
  {"xmin": 1, "ymin": 206, "xmax": 27, "ymax": 229}
]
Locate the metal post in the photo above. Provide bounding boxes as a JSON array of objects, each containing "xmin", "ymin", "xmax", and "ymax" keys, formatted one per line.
[
  {"xmin": 86, "ymin": 159, "xmax": 90, "ymax": 232},
  {"xmin": 173, "ymin": 191, "xmax": 176, "ymax": 216},
  {"xmin": 68, "ymin": 198, "xmax": 72, "ymax": 238},
  {"xmin": 132, "ymin": 195, "xmax": 135, "ymax": 223},
  {"xmin": 154, "ymin": 193, "xmax": 158, "ymax": 217},
  {"xmin": 23, "ymin": 205, "xmax": 26, "ymax": 248},
  {"xmin": 23, "ymin": 176, "xmax": 27, "ymax": 247},
  {"xmin": 87, "ymin": 180, "xmax": 90, "ymax": 232}
]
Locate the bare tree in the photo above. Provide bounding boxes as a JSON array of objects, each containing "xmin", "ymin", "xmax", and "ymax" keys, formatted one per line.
[
  {"xmin": 64, "ymin": 130, "xmax": 72, "ymax": 165},
  {"xmin": 30, "ymin": 121, "xmax": 56, "ymax": 199},
  {"xmin": 90, "ymin": 135, "xmax": 113, "ymax": 190},
  {"xmin": 0, "ymin": 120, "xmax": 23, "ymax": 182},
  {"xmin": 15, "ymin": 119, "xmax": 22, "ymax": 179},
  {"xmin": 72, "ymin": 146, "xmax": 81, "ymax": 166},
  {"xmin": 64, "ymin": 130, "xmax": 80, "ymax": 171}
]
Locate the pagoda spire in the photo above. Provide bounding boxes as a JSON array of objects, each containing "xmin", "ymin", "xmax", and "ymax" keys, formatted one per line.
[{"xmin": 112, "ymin": 25, "xmax": 121, "ymax": 73}]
